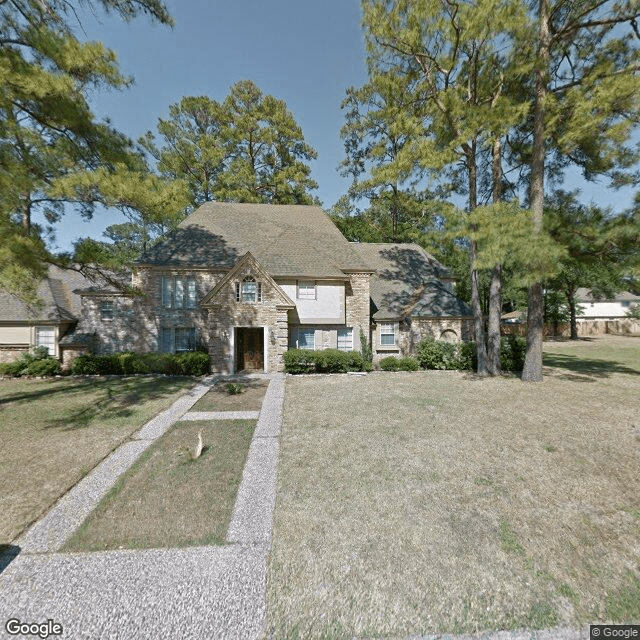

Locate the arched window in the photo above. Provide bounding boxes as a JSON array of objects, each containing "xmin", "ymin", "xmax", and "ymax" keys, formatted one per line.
[{"xmin": 235, "ymin": 277, "xmax": 262, "ymax": 303}]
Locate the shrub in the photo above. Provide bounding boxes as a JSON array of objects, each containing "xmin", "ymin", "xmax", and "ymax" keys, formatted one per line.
[
  {"xmin": 0, "ymin": 347, "xmax": 61, "ymax": 377},
  {"xmin": 398, "ymin": 357, "xmax": 420, "ymax": 371},
  {"xmin": 70, "ymin": 354, "xmax": 99, "ymax": 375},
  {"xmin": 284, "ymin": 348, "xmax": 368, "ymax": 374},
  {"xmin": 26, "ymin": 358, "xmax": 62, "ymax": 376},
  {"xmin": 379, "ymin": 356, "xmax": 400, "ymax": 371},
  {"xmin": 458, "ymin": 341, "xmax": 477, "ymax": 371},
  {"xmin": 175, "ymin": 351, "xmax": 211, "ymax": 376},
  {"xmin": 70, "ymin": 350, "xmax": 210, "ymax": 376},
  {"xmin": 500, "ymin": 335, "xmax": 526, "ymax": 371},
  {"xmin": 416, "ymin": 336, "xmax": 459, "ymax": 370}
]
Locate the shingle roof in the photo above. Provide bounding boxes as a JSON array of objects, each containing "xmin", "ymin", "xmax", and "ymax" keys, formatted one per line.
[
  {"xmin": 0, "ymin": 266, "xmax": 121, "ymax": 323},
  {"xmin": 137, "ymin": 202, "xmax": 374, "ymax": 278},
  {"xmin": 575, "ymin": 287, "xmax": 640, "ymax": 303},
  {"xmin": 351, "ymin": 243, "xmax": 472, "ymax": 321}
]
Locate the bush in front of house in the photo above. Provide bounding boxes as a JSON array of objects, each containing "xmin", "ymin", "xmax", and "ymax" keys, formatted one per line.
[
  {"xmin": 174, "ymin": 351, "xmax": 210, "ymax": 376},
  {"xmin": 284, "ymin": 348, "xmax": 370, "ymax": 374},
  {"xmin": 379, "ymin": 356, "xmax": 420, "ymax": 371},
  {"xmin": 0, "ymin": 346, "xmax": 61, "ymax": 377},
  {"xmin": 70, "ymin": 351, "xmax": 211, "ymax": 376},
  {"xmin": 416, "ymin": 336, "xmax": 460, "ymax": 370}
]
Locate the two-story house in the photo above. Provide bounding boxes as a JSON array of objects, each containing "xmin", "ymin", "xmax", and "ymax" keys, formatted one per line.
[{"xmin": 2, "ymin": 202, "xmax": 472, "ymax": 372}]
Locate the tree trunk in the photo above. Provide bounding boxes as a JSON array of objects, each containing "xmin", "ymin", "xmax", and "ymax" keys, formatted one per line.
[
  {"xmin": 467, "ymin": 140, "xmax": 488, "ymax": 376},
  {"xmin": 568, "ymin": 291, "xmax": 578, "ymax": 339},
  {"xmin": 522, "ymin": 0, "xmax": 550, "ymax": 382},
  {"xmin": 487, "ymin": 137, "xmax": 503, "ymax": 376}
]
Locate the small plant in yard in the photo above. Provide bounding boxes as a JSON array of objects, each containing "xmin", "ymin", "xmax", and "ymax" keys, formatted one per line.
[{"xmin": 226, "ymin": 382, "xmax": 244, "ymax": 395}]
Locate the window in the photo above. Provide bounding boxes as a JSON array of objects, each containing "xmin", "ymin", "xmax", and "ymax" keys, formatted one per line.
[
  {"xmin": 379, "ymin": 323, "xmax": 396, "ymax": 346},
  {"xmin": 297, "ymin": 328, "xmax": 315, "ymax": 350},
  {"xmin": 161, "ymin": 327, "xmax": 196, "ymax": 353},
  {"xmin": 337, "ymin": 327, "xmax": 353, "ymax": 351},
  {"xmin": 162, "ymin": 276, "xmax": 197, "ymax": 309},
  {"xmin": 35, "ymin": 326, "xmax": 55, "ymax": 356},
  {"xmin": 100, "ymin": 300, "xmax": 114, "ymax": 320},
  {"xmin": 297, "ymin": 281, "xmax": 316, "ymax": 300},
  {"xmin": 235, "ymin": 277, "xmax": 262, "ymax": 303}
]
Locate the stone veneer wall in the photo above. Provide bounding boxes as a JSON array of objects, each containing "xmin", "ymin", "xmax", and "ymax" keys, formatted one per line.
[
  {"xmin": 0, "ymin": 346, "xmax": 29, "ymax": 363},
  {"xmin": 372, "ymin": 317, "xmax": 472, "ymax": 364},
  {"xmin": 77, "ymin": 268, "xmax": 223, "ymax": 355},
  {"xmin": 206, "ymin": 274, "xmax": 290, "ymax": 373},
  {"xmin": 344, "ymin": 273, "xmax": 372, "ymax": 351}
]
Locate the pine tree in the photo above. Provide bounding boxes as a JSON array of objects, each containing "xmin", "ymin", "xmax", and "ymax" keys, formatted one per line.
[
  {"xmin": 141, "ymin": 81, "xmax": 319, "ymax": 207},
  {"xmin": 0, "ymin": 0, "xmax": 175, "ymax": 302}
]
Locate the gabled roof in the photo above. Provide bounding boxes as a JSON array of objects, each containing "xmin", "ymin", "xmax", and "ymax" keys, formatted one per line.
[
  {"xmin": 201, "ymin": 252, "xmax": 295, "ymax": 308},
  {"xmin": 137, "ymin": 202, "xmax": 374, "ymax": 278},
  {"xmin": 351, "ymin": 243, "xmax": 472, "ymax": 321},
  {"xmin": 0, "ymin": 266, "xmax": 106, "ymax": 323}
]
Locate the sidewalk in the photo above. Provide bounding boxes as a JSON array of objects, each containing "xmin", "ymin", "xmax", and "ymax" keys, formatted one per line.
[{"xmin": 0, "ymin": 374, "xmax": 285, "ymax": 640}]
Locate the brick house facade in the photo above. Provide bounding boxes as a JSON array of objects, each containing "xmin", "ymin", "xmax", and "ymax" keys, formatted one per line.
[{"xmin": 2, "ymin": 203, "xmax": 472, "ymax": 372}]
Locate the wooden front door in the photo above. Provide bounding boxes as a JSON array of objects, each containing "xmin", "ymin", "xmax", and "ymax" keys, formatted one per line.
[{"xmin": 237, "ymin": 328, "xmax": 264, "ymax": 371}]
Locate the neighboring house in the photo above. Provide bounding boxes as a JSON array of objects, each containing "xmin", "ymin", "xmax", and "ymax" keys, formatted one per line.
[
  {"xmin": 0, "ymin": 265, "xmax": 109, "ymax": 364},
  {"xmin": 2, "ymin": 203, "xmax": 472, "ymax": 372},
  {"xmin": 575, "ymin": 288, "xmax": 640, "ymax": 318}
]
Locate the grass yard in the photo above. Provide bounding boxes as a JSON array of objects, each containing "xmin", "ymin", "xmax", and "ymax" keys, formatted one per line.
[
  {"xmin": 0, "ymin": 376, "xmax": 194, "ymax": 545},
  {"xmin": 191, "ymin": 377, "xmax": 269, "ymax": 412},
  {"xmin": 266, "ymin": 335, "xmax": 640, "ymax": 638},
  {"xmin": 63, "ymin": 419, "xmax": 255, "ymax": 551}
]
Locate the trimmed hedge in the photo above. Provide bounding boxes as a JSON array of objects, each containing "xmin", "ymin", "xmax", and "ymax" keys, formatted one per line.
[
  {"xmin": 284, "ymin": 348, "xmax": 371, "ymax": 374},
  {"xmin": 0, "ymin": 347, "xmax": 61, "ymax": 377},
  {"xmin": 70, "ymin": 351, "xmax": 211, "ymax": 376},
  {"xmin": 379, "ymin": 356, "xmax": 420, "ymax": 371}
]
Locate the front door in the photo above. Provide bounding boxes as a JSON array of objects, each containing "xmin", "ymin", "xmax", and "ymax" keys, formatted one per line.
[{"xmin": 237, "ymin": 328, "xmax": 264, "ymax": 372}]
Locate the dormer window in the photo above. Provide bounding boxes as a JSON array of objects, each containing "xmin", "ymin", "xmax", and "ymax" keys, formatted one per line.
[{"xmin": 235, "ymin": 277, "xmax": 262, "ymax": 303}]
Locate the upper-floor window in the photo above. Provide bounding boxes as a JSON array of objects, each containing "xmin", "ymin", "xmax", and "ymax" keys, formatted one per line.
[
  {"xmin": 379, "ymin": 322, "xmax": 397, "ymax": 346},
  {"xmin": 162, "ymin": 276, "xmax": 197, "ymax": 309},
  {"xmin": 100, "ymin": 300, "xmax": 114, "ymax": 320},
  {"xmin": 235, "ymin": 277, "xmax": 262, "ymax": 303},
  {"xmin": 297, "ymin": 281, "xmax": 316, "ymax": 300}
]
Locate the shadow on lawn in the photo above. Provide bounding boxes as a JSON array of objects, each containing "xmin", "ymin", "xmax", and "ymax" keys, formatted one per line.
[
  {"xmin": 41, "ymin": 377, "xmax": 197, "ymax": 431},
  {"xmin": 0, "ymin": 377, "xmax": 198, "ymax": 431},
  {"xmin": 543, "ymin": 353, "xmax": 640, "ymax": 379}
]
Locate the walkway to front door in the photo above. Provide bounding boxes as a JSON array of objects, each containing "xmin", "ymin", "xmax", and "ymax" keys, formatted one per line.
[{"xmin": 236, "ymin": 327, "xmax": 264, "ymax": 372}]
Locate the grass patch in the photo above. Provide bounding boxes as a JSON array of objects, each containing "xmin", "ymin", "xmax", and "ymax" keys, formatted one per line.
[
  {"xmin": 499, "ymin": 519, "xmax": 525, "ymax": 556},
  {"xmin": 0, "ymin": 376, "xmax": 194, "ymax": 545},
  {"xmin": 63, "ymin": 419, "xmax": 255, "ymax": 551},
  {"xmin": 191, "ymin": 378, "xmax": 268, "ymax": 412},
  {"xmin": 265, "ymin": 335, "xmax": 640, "ymax": 637}
]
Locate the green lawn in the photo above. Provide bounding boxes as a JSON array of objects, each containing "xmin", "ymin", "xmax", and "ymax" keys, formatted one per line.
[
  {"xmin": 265, "ymin": 335, "xmax": 640, "ymax": 638},
  {"xmin": 64, "ymin": 419, "xmax": 255, "ymax": 551},
  {"xmin": 0, "ymin": 376, "xmax": 194, "ymax": 545}
]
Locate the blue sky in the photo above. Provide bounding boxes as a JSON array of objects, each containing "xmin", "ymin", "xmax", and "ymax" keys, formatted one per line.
[
  {"xmin": 45, "ymin": 0, "xmax": 637, "ymax": 252},
  {"xmin": 48, "ymin": 0, "xmax": 368, "ymax": 251}
]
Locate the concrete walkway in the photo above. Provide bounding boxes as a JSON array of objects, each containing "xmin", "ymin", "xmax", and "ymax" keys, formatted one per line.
[{"xmin": 0, "ymin": 374, "xmax": 285, "ymax": 640}]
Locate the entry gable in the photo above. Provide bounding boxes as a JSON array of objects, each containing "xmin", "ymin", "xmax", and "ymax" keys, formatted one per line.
[{"xmin": 201, "ymin": 252, "xmax": 295, "ymax": 308}]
